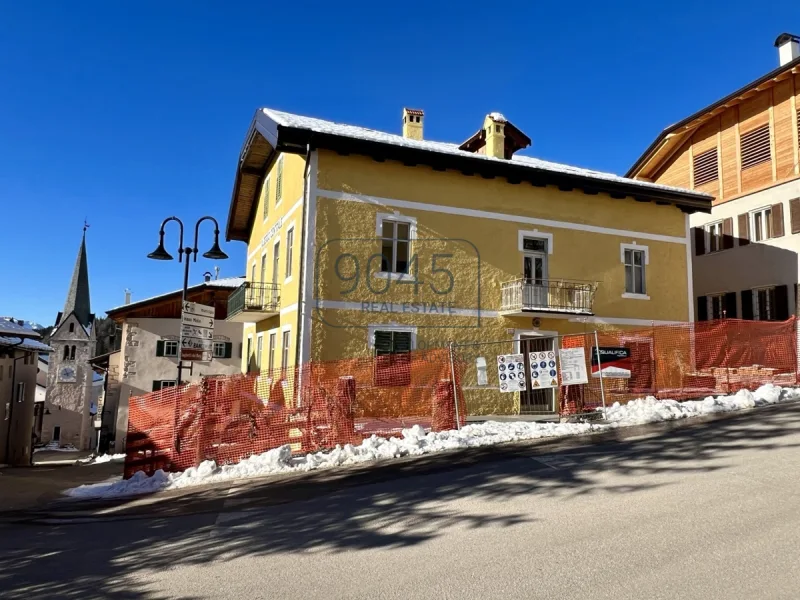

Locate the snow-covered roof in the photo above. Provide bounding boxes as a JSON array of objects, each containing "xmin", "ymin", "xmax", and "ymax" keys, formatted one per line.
[
  {"xmin": 0, "ymin": 336, "xmax": 52, "ymax": 352},
  {"xmin": 261, "ymin": 108, "xmax": 711, "ymax": 198},
  {"xmin": 106, "ymin": 277, "xmax": 245, "ymax": 315},
  {"xmin": 0, "ymin": 318, "xmax": 41, "ymax": 338}
]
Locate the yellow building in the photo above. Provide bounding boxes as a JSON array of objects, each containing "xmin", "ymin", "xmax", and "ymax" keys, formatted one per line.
[{"xmin": 224, "ymin": 107, "xmax": 711, "ymax": 414}]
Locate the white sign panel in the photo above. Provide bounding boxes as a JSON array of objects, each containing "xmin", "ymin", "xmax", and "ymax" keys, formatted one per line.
[
  {"xmin": 497, "ymin": 353, "xmax": 526, "ymax": 393},
  {"xmin": 181, "ymin": 313, "xmax": 214, "ymax": 328},
  {"xmin": 183, "ymin": 301, "xmax": 214, "ymax": 319},
  {"xmin": 559, "ymin": 347, "xmax": 589, "ymax": 385},
  {"xmin": 180, "ymin": 324, "xmax": 213, "ymax": 340},
  {"xmin": 529, "ymin": 351, "xmax": 558, "ymax": 389}
]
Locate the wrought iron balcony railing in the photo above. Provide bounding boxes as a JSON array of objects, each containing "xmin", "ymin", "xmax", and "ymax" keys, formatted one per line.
[
  {"xmin": 500, "ymin": 278, "xmax": 596, "ymax": 315},
  {"xmin": 227, "ymin": 282, "xmax": 280, "ymax": 321}
]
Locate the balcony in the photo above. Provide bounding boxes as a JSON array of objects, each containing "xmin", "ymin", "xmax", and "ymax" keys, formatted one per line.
[
  {"xmin": 227, "ymin": 282, "xmax": 280, "ymax": 322},
  {"xmin": 500, "ymin": 278, "xmax": 596, "ymax": 316}
]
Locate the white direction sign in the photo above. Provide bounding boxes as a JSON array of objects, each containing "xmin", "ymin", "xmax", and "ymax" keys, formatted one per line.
[
  {"xmin": 180, "ymin": 301, "xmax": 215, "ymax": 362},
  {"xmin": 529, "ymin": 351, "xmax": 558, "ymax": 389},
  {"xmin": 497, "ymin": 353, "xmax": 526, "ymax": 393},
  {"xmin": 183, "ymin": 301, "xmax": 214, "ymax": 319},
  {"xmin": 559, "ymin": 347, "xmax": 589, "ymax": 385}
]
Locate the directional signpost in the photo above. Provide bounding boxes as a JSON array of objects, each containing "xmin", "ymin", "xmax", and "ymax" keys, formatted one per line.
[{"xmin": 180, "ymin": 301, "xmax": 214, "ymax": 362}]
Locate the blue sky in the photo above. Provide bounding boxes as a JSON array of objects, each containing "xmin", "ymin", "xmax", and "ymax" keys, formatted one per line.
[{"xmin": 0, "ymin": 2, "xmax": 793, "ymax": 325}]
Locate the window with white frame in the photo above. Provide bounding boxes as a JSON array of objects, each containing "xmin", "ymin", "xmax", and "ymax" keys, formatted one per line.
[
  {"xmin": 256, "ymin": 335, "xmax": 263, "ymax": 370},
  {"xmin": 153, "ymin": 380, "xmax": 177, "ymax": 391},
  {"xmin": 285, "ymin": 227, "xmax": 294, "ymax": 279},
  {"xmin": 164, "ymin": 340, "xmax": 178, "ymax": 357},
  {"xmin": 751, "ymin": 207, "xmax": 773, "ymax": 242},
  {"xmin": 281, "ymin": 330, "xmax": 291, "ymax": 372},
  {"xmin": 380, "ymin": 220, "xmax": 411, "ymax": 274},
  {"xmin": 276, "ymin": 157, "xmax": 283, "ymax": 204},
  {"xmin": 623, "ymin": 248, "xmax": 647, "ymax": 295},
  {"xmin": 262, "ymin": 176, "xmax": 270, "ymax": 220},
  {"xmin": 245, "ymin": 336, "xmax": 253, "ymax": 372},
  {"xmin": 212, "ymin": 342, "xmax": 226, "ymax": 358},
  {"xmin": 753, "ymin": 286, "xmax": 776, "ymax": 321},
  {"xmin": 708, "ymin": 294, "xmax": 725, "ymax": 320},
  {"xmin": 705, "ymin": 221, "xmax": 723, "ymax": 253},
  {"xmin": 268, "ymin": 332, "xmax": 277, "ymax": 372},
  {"xmin": 373, "ymin": 329, "xmax": 413, "ymax": 386}
]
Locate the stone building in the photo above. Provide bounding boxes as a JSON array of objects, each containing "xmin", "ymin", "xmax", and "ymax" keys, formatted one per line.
[{"xmin": 42, "ymin": 230, "xmax": 97, "ymax": 449}]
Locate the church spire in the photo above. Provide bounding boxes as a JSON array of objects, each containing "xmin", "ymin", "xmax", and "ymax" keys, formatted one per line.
[{"xmin": 62, "ymin": 225, "xmax": 92, "ymax": 327}]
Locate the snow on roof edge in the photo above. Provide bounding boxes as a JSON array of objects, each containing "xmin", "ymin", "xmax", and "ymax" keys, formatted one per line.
[{"xmin": 105, "ymin": 277, "xmax": 245, "ymax": 315}]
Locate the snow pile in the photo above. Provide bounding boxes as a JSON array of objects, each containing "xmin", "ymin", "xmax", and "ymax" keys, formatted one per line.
[
  {"xmin": 77, "ymin": 453, "xmax": 126, "ymax": 465},
  {"xmin": 64, "ymin": 385, "xmax": 799, "ymax": 499},
  {"xmin": 34, "ymin": 442, "xmax": 79, "ymax": 453}
]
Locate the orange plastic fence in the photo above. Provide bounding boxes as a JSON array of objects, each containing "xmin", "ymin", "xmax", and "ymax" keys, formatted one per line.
[{"xmin": 124, "ymin": 348, "xmax": 465, "ymax": 478}]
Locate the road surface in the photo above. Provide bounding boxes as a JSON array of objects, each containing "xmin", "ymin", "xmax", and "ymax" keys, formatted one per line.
[{"xmin": 2, "ymin": 403, "xmax": 800, "ymax": 599}]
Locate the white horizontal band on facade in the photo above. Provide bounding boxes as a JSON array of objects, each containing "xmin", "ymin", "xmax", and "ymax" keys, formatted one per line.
[
  {"xmin": 313, "ymin": 299, "xmax": 682, "ymax": 327},
  {"xmin": 279, "ymin": 303, "xmax": 298, "ymax": 315},
  {"xmin": 316, "ymin": 188, "xmax": 688, "ymax": 246},
  {"xmin": 247, "ymin": 195, "xmax": 304, "ymax": 261}
]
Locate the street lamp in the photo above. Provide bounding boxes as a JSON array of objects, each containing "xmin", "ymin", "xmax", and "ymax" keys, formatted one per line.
[{"xmin": 147, "ymin": 216, "xmax": 228, "ymax": 385}]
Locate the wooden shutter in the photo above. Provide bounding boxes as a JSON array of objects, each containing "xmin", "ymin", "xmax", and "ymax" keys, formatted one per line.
[
  {"xmin": 224, "ymin": 342, "xmax": 233, "ymax": 359},
  {"xmin": 374, "ymin": 331, "xmax": 393, "ymax": 355},
  {"xmin": 741, "ymin": 290, "xmax": 754, "ymax": 320},
  {"xmin": 790, "ymin": 199, "xmax": 800, "ymax": 234},
  {"xmin": 740, "ymin": 124, "xmax": 771, "ymax": 169},
  {"xmin": 393, "ymin": 332, "xmax": 412, "ymax": 353},
  {"xmin": 737, "ymin": 213, "xmax": 750, "ymax": 246},
  {"xmin": 152, "ymin": 381, "xmax": 161, "ymax": 392},
  {"xmin": 692, "ymin": 148, "xmax": 719, "ymax": 186},
  {"xmin": 156, "ymin": 340, "xmax": 165, "ymax": 357},
  {"xmin": 724, "ymin": 292, "xmax": 737, "ymax": 319},
  {"xmin": 774, "ymin": 285, "xmax": 789, "ymax": 320},
  {"xmin": 771, "ymin": 203, "xmax": 785, "ymax": 238},
  {"xmin": 722, "ymin": 218, "xmax": 734, "ymax": 249},
  {"xmin": 693, "ymin": 227, "xmax": 705, "ymax": 256},
  {"xmin": 696, "ymin": 296, "xmax": 708, "ymax": 321}
]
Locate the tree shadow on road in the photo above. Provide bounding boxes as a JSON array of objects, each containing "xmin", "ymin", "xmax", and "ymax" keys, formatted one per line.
[{"xmin": 1, "ymin": 404, "xmax": 799, "ymax": 599}]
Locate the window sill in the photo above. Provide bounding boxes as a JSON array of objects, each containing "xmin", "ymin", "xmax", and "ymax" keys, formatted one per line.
[
  {"xmin": 622, "ymin": 293, "xmax": 650, "ymax": 300},
  {"xmin": 373, "ymin": 271, "xmax": 412, "ymax": 281},
  {"xmin": 284, "ymin": 276, "xmax": 293, "ymax": 286}
]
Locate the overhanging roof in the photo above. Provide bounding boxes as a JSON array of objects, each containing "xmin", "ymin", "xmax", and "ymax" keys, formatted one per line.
[
  {"xmin": 226, "ymin": 108, "xmax": 713, "ymax": 242},
  {"xmin": 626, "ymin": 55, "xmax": 800, "ymax": 178}
]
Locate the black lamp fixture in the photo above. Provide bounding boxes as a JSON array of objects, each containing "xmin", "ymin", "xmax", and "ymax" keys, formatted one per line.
[{"xmin": 147, "ymin": 231, "xmax": 174, "ymax": 261}]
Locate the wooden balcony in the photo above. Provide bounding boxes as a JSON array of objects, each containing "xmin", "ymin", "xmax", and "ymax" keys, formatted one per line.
[
  {"xmin": 500, "ymin": 278, "xmax": 596, "ymax": 316},
  {"xmin": 227, "ymin": 282, "xmax": 280, "ymax": 322}
]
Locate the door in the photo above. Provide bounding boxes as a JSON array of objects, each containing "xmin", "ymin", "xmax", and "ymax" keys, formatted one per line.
[
  {"xmin": 53, "ymin": 426, "xmax": 61, "ymax": 443},
  {"xmin": 523, "ymin": 252, "xmax": 548, "ymax": 309},
  {"xmin": 519, "ymin": 335, "xmax": 556, "ymax": 413}
]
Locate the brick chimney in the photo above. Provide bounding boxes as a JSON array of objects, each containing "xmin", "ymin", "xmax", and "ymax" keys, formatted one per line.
[
  {"xmin": 483, "ymin": 112, "xmax": 507, "ymax": 159},
  {"xmin": 402, "ymin": 108, "xmax": 424, "ymax": 140}
]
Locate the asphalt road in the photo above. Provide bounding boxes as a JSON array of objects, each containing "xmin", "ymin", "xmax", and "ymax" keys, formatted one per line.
[{"xmin": 2, "ymin": 403, "xmax": 800, "ymax": 600}]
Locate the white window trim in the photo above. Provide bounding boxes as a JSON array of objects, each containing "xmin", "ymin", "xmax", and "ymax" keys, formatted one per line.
[
  {"xmin": 267, "ymin": 329, "xmax": 278, "ymax": 372},
  {"xmin": 367, "ymin": 324, "xmax": 418, "ymax": 350},
  {"xmin": 272, "ymin": 239, "xmax": 281, "ymax": 286},
  {"xmin": 212, "ymin": 341, "xmax": 226, "ymax": 358},
  {"xmin": 750, "ymin": 206, "xmax": 773, "ymax": 242},
  {"xmin": 375, "ymin": 212, "xmax": 417, "ymax": 276},
  {"xmin": 256, "ymin": 333, "xmax": 264, "ymax": 370},
  {"xmin": 163, "ymin": 340, "xmax": 179, "ymax": 357},
  {"xmin": 704, "ymin": 220, "xmax": 726, "ymax": 254},
  {"xmin": 620, "ymin": 242, "xmax": 649, "ymax": 298},
  {"xmin": 280, "ymin": 326, "xmax": 292, "ymax": 370},
  {"xmin": 706, "ymin": 292, "xmax": 727, "ymax": 320},
  {"xmin": 752, "ymin": 285, "xmax": 776, "ymax": 321},
  {"xmin": 517, "ymin": 230, "xmax": 553, "ymax": 254},
  {"xmin": 284, "ymin": 223, "xmax": 295, "ymax": 285}
]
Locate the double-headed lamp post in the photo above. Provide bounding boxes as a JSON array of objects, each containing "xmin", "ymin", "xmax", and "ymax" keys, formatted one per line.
[{"xmin": 147, "ymin": 216, "xmax": 228, "ymax": 385}]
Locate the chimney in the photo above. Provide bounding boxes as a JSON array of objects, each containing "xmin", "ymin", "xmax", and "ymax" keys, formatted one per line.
[
  {"xmin": 124, "ymin": 289, "xmax": 131, "ymax": 305},
  {"xmin": 775, "ymin": 33, "xmax": 800, "ymax": 66},
  {"xmin": 402, "ymin": 108, "xmax": 424, "ymax": 140},
  {"xmin": 483, "ymin": 112, "xmax": 507, "ymax": 159},
  {"xmin": 203, "ymin": 272, "xmax": 212, "ymax": 282}
]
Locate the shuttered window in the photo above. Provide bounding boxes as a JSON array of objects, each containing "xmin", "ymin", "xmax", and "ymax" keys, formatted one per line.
[
  {"xmin": 692, "ymin": 148, "xmax": 718, "ymax": 186},
  {"xmin": 276, "ymin": 157, "xmax": 283, "ymax": 204},
  {"xmin": 374, "ymin": 330, "xmax": 413, "ymax": 387},
  {"xmin": 262, "ymin": 177, "xmax": 270, "ymax": 220},
  {"xmin": 740, "ymin": 124, "xmax": 771, "ymax": 170},
  {"xmin": 790, "ymin": 198, "xmax": 800, "ymax": 234}
]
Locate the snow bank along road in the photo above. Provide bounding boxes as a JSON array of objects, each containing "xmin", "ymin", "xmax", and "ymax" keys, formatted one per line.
[{"xmin": 66, "ymin": 384, "xmax": 800, "ymax": 499}]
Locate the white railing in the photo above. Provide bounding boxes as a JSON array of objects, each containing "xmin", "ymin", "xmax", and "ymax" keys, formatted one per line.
[{"xmin": 500, "ymin": 279, "xmax": 595, "ymax": 314}]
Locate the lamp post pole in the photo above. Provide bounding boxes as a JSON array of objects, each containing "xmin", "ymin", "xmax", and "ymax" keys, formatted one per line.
[{"xmin": 147, "ymin": 216, "xmax": 228, "ymax": 385}]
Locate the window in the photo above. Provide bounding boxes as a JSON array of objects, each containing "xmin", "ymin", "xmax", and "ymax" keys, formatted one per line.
[
  {"xmin": 380, "ymin": 220, "xmax": 411, "ymax": 274},
  {"xmin": 212, "ymin": 342, "xmax": 228, "ymax": 358},
  {"xmin": 623, "ymin": 248, "xmax": 646, "ymax": 295},
  {"xmin": 15, "ymin": 382, "xmax": 25, "ymax": 402},
  {"xmin": 373, "ymin": 329, "xmax": 413, "ymax": 386},
  {"xmin": 740, "ymin": 124, "xmax": 771, "ymax": 170},
  {"xmin": 708, "ymin": 294, "xmax": 725, "ymax": 320},
  {"xmin": 276, "ymin": 157, "xmax": 283, "ymax": 204},
  {"xmin": 268, "ymin": 332, "xmax": 277, "ymax": 372},
  {"xmin": 152, "ymin": 380, "xmax": 177, "ymax": 391},
  {"xmin": 251, "ymin": 262, "xmax": 256, "ymax": 282},
  {"xmin": 705, "ymin": 221, "xmax": 723, "ymax": 253},
  {"xmin": 262, "ymin": 177, "xmax": 270, "ymax": 220},
  {"xmin": 256, "ymin": 335, "xmax": 263, "ymax": 371},
  {"xmin": 753, "ymin": 287, "xmax": 776, "ymax": 321},
  {"xmin": 693, "ymin": 147, "xmax": 718, "ymax": 186},
  {"xmin": 273, "ymin": 241, "xmax": 280, "ymax": 285},
  {"xmin": 157, "ymin": 340, "xmax": 178, "ymax": 357},
  {"xmin": 751, "ymin": 207, "xmax": 773, "ymax": 242},
  {"xmin": 281, "ymin": 330, "xmax": 290, "ymax": 372},
  {"xmin": 63, "ymin": 346, "xmax": 70, "ymax": 360},
  {"xmin": 69, "ymin": 323, "xmax": 75, "ymax": 333},
  {"xmin": 69, "ymin": 346, "xmax": 76, "ymax": 360},
  {"xmin": 285, "ymin": 228, "xmax": 294, "ymax": 279},
  {"xmin": 246, "ymin": 336, "xmax": 253, "ymax": 372},
  {"xmin": 260, "ymin": 253, "xmax": 267, "ymax": 284}
]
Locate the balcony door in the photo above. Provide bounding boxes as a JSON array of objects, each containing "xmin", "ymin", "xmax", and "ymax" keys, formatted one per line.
[{"xmin": 522, "ymin": 237, "xmax": 548, "ymax": 309}]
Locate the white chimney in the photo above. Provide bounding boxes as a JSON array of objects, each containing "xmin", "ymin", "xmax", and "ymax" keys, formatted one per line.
[
  {"xmin": 775, "ymin": 33, "xmax": 800, "ymax": 67},
  {"xmin": 124, "ymin": 289, "xmax": 131, "ymax": 305}
]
